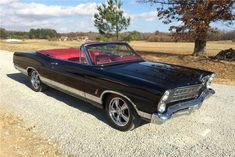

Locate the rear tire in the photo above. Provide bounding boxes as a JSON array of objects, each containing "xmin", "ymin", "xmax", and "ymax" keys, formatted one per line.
[
  {"xmin": 105, "ymin": 94, "xmax": 140, "ymax": 131},
  {"xmin": 29, "ymin": 70, "xmax": 46, "ymax": 92}
]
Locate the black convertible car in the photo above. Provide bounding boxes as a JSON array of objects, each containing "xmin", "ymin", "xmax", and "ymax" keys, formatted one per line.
[{"xmin": 13, "ymin": 42, "xmax": 215, "ymax": 131}]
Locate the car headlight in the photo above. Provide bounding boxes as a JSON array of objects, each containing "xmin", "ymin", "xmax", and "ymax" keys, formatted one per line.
[
  {"xmin": 158, "ymin": 102, "xmax": 166, "ymax": 113},
  {"xmin": 158, "ymin": 90, "xmax": 170, "ymax": 113},
  {"xmin": 161, "ymin": 91, "xmax": 169, "ymax": 101},
  {"xmin": 206, "ymin": 74, "xmax": 215, "ymax": 88}
]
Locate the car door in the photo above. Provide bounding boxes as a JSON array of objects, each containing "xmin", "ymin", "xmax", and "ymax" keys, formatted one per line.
[{"xmin": 42, "ymin": 50, "xmax": 89, "ymax": 100}]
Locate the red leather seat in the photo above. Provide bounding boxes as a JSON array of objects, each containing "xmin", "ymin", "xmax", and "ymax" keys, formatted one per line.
[
  {"xmin": 38, "ymin": 48, "xmax": 80, "ymax": 59},
  {"xmin": 95, "ymin": 55, "xmax": 111, "ymax": 65},
  {"xmin": 88, "ymin": 50, "xmax": 103, "ymax": 64},
  {"xmin": 113, "ymin": 55, "xmax": 140, "ymax": 62}
]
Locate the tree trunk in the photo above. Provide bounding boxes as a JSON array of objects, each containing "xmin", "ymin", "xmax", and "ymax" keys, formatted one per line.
[
  {"xmin": 116, "ymin": 32, "xmax": 119, "ymax": 41},
  {"xmin": 193, "ymin": 39, "xmax": 207, "ymax": 56},
  {"xmin": 116, "ymin": 28, "xmax": 119, "ymax": 41}
]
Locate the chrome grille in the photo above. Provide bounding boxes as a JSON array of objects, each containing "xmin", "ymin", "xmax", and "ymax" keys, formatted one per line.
[{"xmin": 171, "ymin": 84, "xmax": 202, "ymax": 102}]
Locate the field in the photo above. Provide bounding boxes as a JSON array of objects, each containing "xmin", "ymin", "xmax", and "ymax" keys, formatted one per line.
[
  {"xmin": 0, "ymin": 39, "xmax": 234, "ymax": 84},
  {"xmin": 0, "ymin": 40, "xmax": 84, "ymax": 52},
  {"xmin": 130, "ymin": 40, "xmax": 235, "ymax": 56}
]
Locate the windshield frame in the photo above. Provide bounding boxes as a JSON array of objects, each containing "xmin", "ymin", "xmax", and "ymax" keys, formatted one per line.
[{"xmin": 83, "ymin": 42, "xmax": 143, "ymax": 66}]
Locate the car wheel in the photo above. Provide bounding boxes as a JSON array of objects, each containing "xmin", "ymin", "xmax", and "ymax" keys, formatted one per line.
[
  {"xmin": 105, "ymin": 94, "xmax": 140, "ymax": 131},
  {"xmin": 29, "ymin": 70, "xmax": 46, "ymax": 92}
]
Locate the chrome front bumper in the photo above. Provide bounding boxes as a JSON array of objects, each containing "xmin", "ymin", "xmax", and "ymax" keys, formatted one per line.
[{"xmin": 151, "ymin": 88, "xmax": 215, "ymax": 124}]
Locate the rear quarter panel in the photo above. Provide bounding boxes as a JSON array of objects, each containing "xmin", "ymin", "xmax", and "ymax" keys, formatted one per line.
[{"xmin": 13, "ymin": 52, "xmax": 51, "ymax": 75}]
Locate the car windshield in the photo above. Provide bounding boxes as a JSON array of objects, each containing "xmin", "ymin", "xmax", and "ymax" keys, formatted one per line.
[{"xmin": 86, "ymin": 43, "xmax": 142, "ymax": 65}]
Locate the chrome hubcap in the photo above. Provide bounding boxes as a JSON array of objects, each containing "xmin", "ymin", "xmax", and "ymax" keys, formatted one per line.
[
  {"xmin": 31, "ymin": 71, "xmax": 40, "ymax": 89},
  {"xmin": 109, "ymin": 97, "xmax": 130, "ymax": 126}
]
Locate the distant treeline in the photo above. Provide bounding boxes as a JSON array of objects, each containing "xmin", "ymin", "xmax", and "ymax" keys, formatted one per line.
[
  {"xmin": 0, "ymin": 27, "xmax": 234, "ymax": 42},
  {"xmin": 145, "ymin": 30, "xmax": 235, "ymax": 42},
  {"xmin": 0, "ymin": 28, "xmax": 59, "ymax": 40}
]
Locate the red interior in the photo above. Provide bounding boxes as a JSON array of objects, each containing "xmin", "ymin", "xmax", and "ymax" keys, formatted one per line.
[
  {"xmin": 38, "ymin": 48, "xmax": 81, "ymax": 59},
  {"xmin": 38, "ymin": 48, "xmax": 140, "ymax": 65},
  {"xmin": 87, "ymin": 50, "xmax": 140, "ymax": 65},
  {"xmin": 88, "ymin": 50, "xmax": 103, "ymax": 64}
]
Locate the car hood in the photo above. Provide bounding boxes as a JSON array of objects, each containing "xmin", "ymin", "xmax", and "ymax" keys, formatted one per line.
[{"xmin": 103, "ymin": 61, "xmax": 212, "ymax": 90}]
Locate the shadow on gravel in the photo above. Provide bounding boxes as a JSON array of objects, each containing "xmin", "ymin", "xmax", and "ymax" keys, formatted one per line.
[
  {"xmin": 7, "ymin": 73, "xmax": 109, "ymax": 126},
  {"xmin": 7, "ymin": 73, "xmax": 30, "ymax": 87}
]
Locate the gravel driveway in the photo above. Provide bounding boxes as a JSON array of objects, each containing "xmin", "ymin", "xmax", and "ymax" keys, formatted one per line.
[{"xmin": 0, "ymin": 50, "xmax": 235, "ymax": 157}]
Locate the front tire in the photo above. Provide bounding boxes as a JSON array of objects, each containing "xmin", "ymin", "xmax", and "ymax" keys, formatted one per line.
[
  {"xmin": 105, "ymin": 94, "xmax": 140, "ymax": 131},
  {"xmin": 29, "ymin": 70, "xmax": 46, "ymax": 92}
]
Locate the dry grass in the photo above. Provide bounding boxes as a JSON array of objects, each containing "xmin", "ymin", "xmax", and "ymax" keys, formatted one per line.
[
  {"xmin": 0, "ymin": 39, "xmax": 234, "ymax": 84},
  {"xmin": 130, "ymin": 40, "xmax": 235, "ymax": 56},
  {"xmin": 0, "ymin": 39, "xmax": 84, "ymax": 52}
]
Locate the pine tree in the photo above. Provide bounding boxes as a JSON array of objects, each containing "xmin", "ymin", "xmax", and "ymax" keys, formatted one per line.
[{"xmin": 94, "ymin": 0, "xmax": 130, "ymax": 40}]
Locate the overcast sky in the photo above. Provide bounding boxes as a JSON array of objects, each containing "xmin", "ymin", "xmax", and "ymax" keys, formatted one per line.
[{"xmin": 0, "ymin": 0, "xmax": 234, "ymax": 33}]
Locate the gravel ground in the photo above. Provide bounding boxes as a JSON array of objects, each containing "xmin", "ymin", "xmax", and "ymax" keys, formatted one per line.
[
  {"xmin": 0, "ymin": 50, "xmax": 235, "ymax": 157},
  {"xmin": 0, "ymin": 108, "xmax": 58, "ymax": 157}
]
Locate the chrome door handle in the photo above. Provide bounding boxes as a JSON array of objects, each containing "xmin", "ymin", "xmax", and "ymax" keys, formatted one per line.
[{"xmin": 51, "ymin": 62, "xmax": 58, "ymax": 65}]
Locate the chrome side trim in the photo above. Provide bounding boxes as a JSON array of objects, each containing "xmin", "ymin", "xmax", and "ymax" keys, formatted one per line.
[
  {"xmin": 100, "ymin": 90, "xmax": 151, "ymax": 119},
  {"xmin": 137, "ymin": 110, "xmax": 152, "ymax": 119},
  {"xmin": 40, "ymin": 76, "xmax": 84, "ymax": 97},
  {"xmin": 85, "ymin": 93, "xmax": 102, "ymax": 104},
  {"xmin": 40, "ymin": 76, "xmax": 102, "ymax": 104},
  {"xmin": 14, "ymin": 65, "xmax": 28, "ymax": 75},
  {"xmin": 26, "ymin": 66, "xmax": 38, "ymax": 74},
  {"xmin": 40, "ymin": 77, "xmax": 151, "ymax": 119}
]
